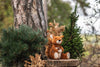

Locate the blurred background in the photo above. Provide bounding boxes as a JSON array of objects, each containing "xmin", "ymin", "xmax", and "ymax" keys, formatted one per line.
[
  {"xmin": 0, "ymin": 0, "xmax": 100, "ymax": 66},
  {"xmin": 0, "ymin": 0, "xmax": 100, "ymax": 34}
]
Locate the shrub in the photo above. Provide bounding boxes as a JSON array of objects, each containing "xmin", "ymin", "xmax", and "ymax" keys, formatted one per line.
[
  {"xmin": 61, "ymin": 6, "xmax": 84, "ymax": 59},
  {"xmin": 0, "ymin": 25, "xmax": 47, "ymax": 67}
]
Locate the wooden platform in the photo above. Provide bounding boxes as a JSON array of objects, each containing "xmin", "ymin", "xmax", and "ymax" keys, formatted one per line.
[{"xmin": 44, "ymin": 59, "xmax": 79, "ymax": 67}]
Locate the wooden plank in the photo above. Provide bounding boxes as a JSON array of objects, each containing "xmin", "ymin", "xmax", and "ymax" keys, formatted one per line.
[{"xmin": 44, "ymin": 59, "xmax": 79, "ymax": 67}]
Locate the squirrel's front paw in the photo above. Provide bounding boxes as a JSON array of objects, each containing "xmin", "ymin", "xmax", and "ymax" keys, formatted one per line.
[{"xmin": 58, "ymin": 49, "xmax": 62, "ymax": 53}]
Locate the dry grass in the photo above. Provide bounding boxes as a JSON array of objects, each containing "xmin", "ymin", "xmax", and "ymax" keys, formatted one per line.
[{"xmin": 24, "ymin": 54, "xmax": 45, "ymax": 67}]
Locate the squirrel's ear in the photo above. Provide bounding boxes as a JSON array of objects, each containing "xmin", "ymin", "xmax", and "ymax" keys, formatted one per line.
[
  {"xmin": 50, "ymin": 34, "xmax": 54, "ymax": 39},
  {"xmin": 60, "ymin": 35, "xmax": 64, "ymax": 38}
]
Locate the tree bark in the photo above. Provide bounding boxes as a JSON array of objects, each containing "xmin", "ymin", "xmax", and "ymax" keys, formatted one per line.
[
  {"xmin": 11, "ymin": 0, "xmax": 47, "ymax": 37},
  {"xmin": 43, "ymin": 0, "xmax": 48, "ymax": 26}
]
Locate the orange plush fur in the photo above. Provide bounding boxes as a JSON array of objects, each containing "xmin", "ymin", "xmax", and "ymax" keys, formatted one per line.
[
  {"xmin": 45, "ymin": 21, "xmax": 70, "ymax": 59},
  {"xmin": 61, "ymin": 52, "xmax": 70, "ymax": 59},
  {"xmin": 48, "ymin": 35, "xmax": 70, "ymax": 59},
  {"xmin": 45, "ymin": 33, "xmax": 54, "ymax": 58},
  {"xmin": 45, "ymin": 32, "xmax": 52, "ymax": 58}
]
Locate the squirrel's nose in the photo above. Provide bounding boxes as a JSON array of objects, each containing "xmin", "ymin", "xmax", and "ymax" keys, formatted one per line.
[{"xmin": 59, "ymin": 40, "xmax": 61, "ymax": 41}]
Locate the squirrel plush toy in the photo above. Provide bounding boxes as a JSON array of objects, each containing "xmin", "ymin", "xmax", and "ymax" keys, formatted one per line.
[
  {"xmin": 47, "ymin": 34, "xmax": 70, "ymax": 59},
  {"xmin": 45, "ymin": 21, "xmax": 70, "ymax": 59}
]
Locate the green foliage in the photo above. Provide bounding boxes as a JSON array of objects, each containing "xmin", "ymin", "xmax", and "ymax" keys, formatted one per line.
[
  {"xmin": 0, "ymin": 25, "xmax": 47, "ymax": 67},
  {"xmin": 0, "ymin": 0, "xmax": 13, "ymax": 33},
  {"xmin": 48, "ymin": 0, "xmax": 72, "ymax": 26},
  {"xmin": 61, "ymin": 6, "xmax": 84, "ymax": 59}
]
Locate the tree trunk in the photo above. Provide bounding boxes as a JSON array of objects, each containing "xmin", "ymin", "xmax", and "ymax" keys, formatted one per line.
[
  {"xmin": 11, "ymin": 0, "xmax": 47, "ymax": 37},
  {"xmin": 43, "ymin": 0, "xmax": 48, "ymax": 25}
]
